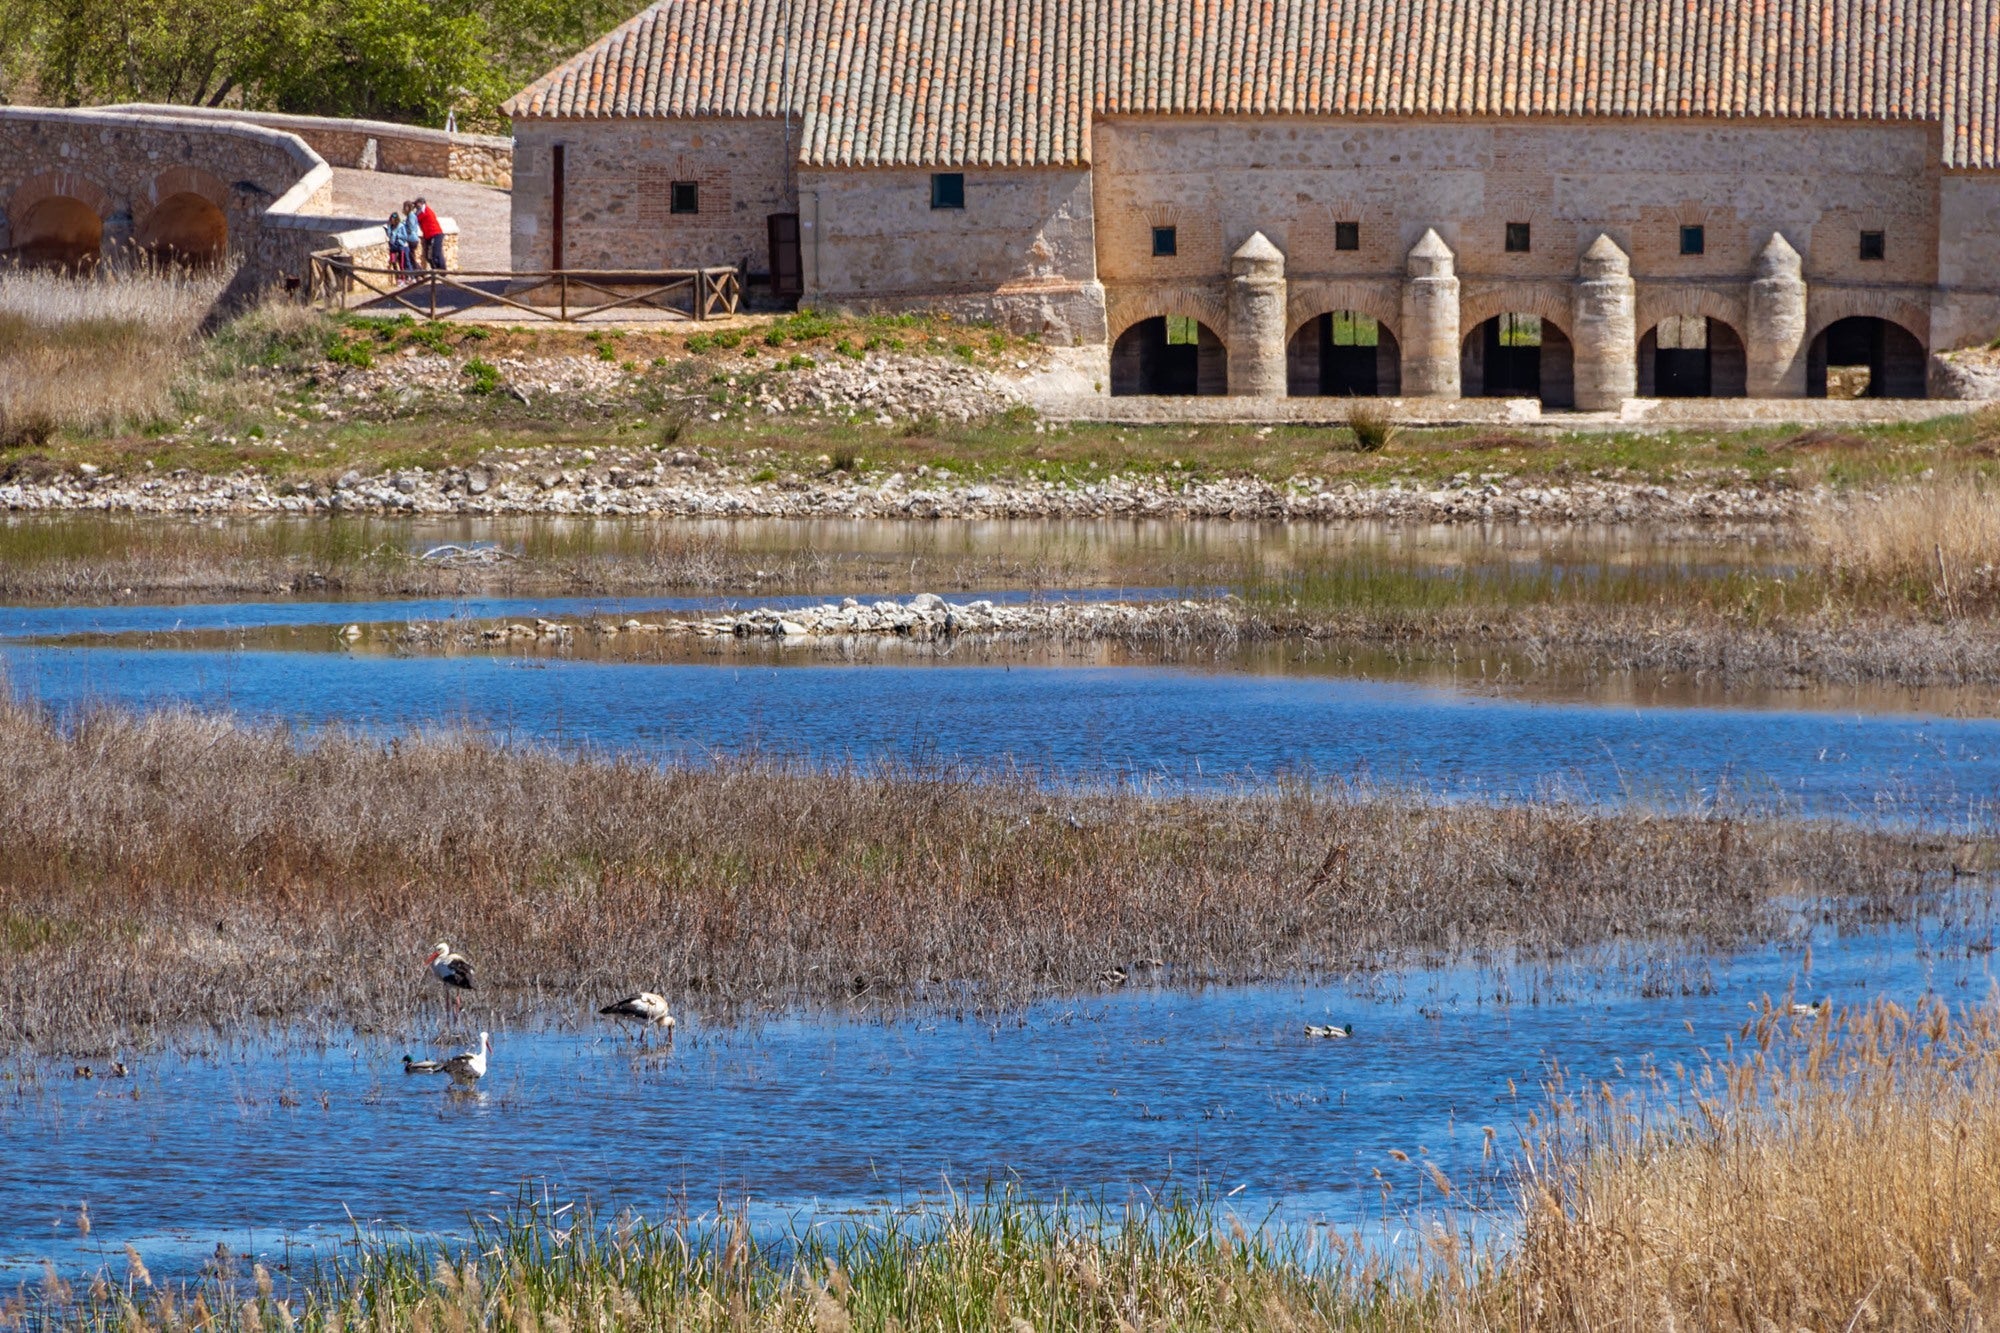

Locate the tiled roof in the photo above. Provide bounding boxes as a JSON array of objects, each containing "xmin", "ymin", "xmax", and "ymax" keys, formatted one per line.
[{"xmin": 505, "ymin": 0, "xmax": 2000, "ymax": 169}]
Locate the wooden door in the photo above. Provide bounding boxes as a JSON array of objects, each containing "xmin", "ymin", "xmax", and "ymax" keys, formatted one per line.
[{"xmin": 767, "ymin": 213, "xmax": 802, "ymax": 299}]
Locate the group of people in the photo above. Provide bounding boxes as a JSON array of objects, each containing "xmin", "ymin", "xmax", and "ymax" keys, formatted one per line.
[{"xmin": 385, "ymin": 197, "xmax": 446, "ymax": 278}]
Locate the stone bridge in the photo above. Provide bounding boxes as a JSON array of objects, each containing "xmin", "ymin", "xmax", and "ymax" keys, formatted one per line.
[{"xmin": 0, "ymin": 105, "xmax": 507, "ymax": 298}]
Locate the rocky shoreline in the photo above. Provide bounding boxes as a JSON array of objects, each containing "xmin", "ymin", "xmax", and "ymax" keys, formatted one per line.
[
  {"xmin": 1, "ymin": 459, "xmax": 1809, "ymax": 522},
  {"xmin": 389, "ymin": 592, "xmax": 1226, "ymax": 649}
]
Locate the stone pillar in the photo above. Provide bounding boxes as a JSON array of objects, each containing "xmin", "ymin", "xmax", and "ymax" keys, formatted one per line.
[
  {"xmin": 1226, "ymin": 231, "xmax": 1288, "ymax": 397},
  {"xmin": 1747, "ymin": 232, "xmax": 1808, "ymax": 398},
  {"xmin": 1572, "ymin": 233, "xmax": 1636, "ymax": 411},
  {"xmin": 1400, "ymin": 229, "xmax": 1461, "ymax": 398}
]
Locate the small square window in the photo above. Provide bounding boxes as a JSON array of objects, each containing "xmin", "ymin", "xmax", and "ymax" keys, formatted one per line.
[
  {"xmin": 1165, "ymin": 315, "xmax": 1199, "ymax": 346},
  {"xmin": 1151, "ymin": 226, "xmax": 1177, "ymax": 257},
  {"xmin": 670, "ymin": 181, "xmax": 699, "ymax": 215},
  {"xmin": 930, "ymin": 173, "xmax": 965, "ymax": 210},
  {"xmin": 1334, "ymin": 220, "xmax": 1360, "ymax": 251},
  {"xmin": 1505, "ymin": 222, "xmax": 1531, "ymax": 253},
  {"xmin": 1859, "ymin": 230, "xmax": 1886, "ymax": 261},
  {"xmin": 1680, "ymin": 225, "xmax": 1705, "ymax": 256}
]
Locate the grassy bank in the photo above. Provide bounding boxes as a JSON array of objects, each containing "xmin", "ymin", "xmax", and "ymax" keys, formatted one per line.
[
  {"xmin": 23, "ymin": 996, "xmax": 2000, "ymax": 1330},
  {"xmin": 0, "ymin": 286, "xmax": 1997, "ymax": 493},
  {"xmin": 0, "ymin": 700, "xmax": 1958, "ymax": 1055}
]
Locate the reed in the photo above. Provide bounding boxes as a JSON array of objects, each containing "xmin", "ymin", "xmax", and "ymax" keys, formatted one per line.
[
  {"xmin": 0, "ymin": 263, "xmax": 231, "ymax": 446},
  {"xmin": 0, "ymin": 699, "xmax": 1954, "ymax": 1055},
  {"xmin": 1513, "ymin": 993, "xmax": 2000, "ymax": 1330},
  {"xmin": 1804, "ymin": 471, "xmax": 2000, "ymax": 613},
  {"xmin": 22, "ymin": 997, "xmax": 2000, "ymax": 1330}
]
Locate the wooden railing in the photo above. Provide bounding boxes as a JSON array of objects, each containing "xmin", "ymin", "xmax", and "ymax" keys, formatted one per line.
[{"xmin": 309, "ymin": 251, "xmax": 741, "ymax": 322}]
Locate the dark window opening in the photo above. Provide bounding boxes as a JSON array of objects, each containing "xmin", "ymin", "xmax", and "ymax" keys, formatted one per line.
[
  {"xmin": 1151, "ymin": 226, "xmax": 1177, "ymax": 257},
  {"xmin": 1680, "ymin": 225, "xmax": 1705, "ymax": 255},
  {"xmin": 670, "ymin": 181, "xmax": 700, "ymax": 215},
  {"xmin": 1859, "ymin": 230, "xmax": 1886, "ymax": 261},
  {"xmin": 1334, "ymin": 220, "xmax": 1360, "ymax": 251},
  {"xmin": 1505, "ymin": 222, "xmax": 1531, "ymax": 253},
  {"xmin": 930, "ymin": 173, "xmax": 965, "ymax": 210}
]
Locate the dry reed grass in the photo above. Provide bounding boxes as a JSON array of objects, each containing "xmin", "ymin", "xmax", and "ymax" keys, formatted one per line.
[
  {"xmin": 1514, "ymin": 993, "xmax": 2000, "ymax": 1330},
  {"xmin": 0, "ymin": 699, "xmax": 1950, "ymax": 1055},
  {"xmin": 1805, "ymin": 473, "xmax": 2000, "ymax": 614},
  {"xmin": 0, "ymin": 263, "xmax": 232, "ymax": 446}
]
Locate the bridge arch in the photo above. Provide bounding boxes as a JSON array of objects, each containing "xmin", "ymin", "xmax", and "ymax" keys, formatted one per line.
[
  {"xmin": 6, "ymin": 171, "xmax": 112, "ymax": 268},
  {"xmin": 136, "ymin": 167, "xmax": 231, "ymax": 265}
]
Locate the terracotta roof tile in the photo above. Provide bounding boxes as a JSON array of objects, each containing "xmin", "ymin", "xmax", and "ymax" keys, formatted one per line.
[{"xmin": 504, "ymin": 0, "xmax": 2000, "ymax": 168}]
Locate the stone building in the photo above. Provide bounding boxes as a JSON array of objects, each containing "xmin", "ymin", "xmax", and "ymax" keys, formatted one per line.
[{"xmin": 505, "ymin": 0, "xmax": 2000, "ymax": 405}]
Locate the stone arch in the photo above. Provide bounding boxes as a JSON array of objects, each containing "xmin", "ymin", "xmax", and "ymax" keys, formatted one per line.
[
  {"xmin": 135, "ymin": 187, "xmax": 229, "ymax": 265},
  {"xmin": 1805, "ymin": 291, "xmax": 1931, "ymax": 351},
  {"xmin": 8, "ymin": 170, "xmax": 113, "ymax": 223},
  {"xmin": 1457, "ymin": 282, "xmax": 1574, "ymax": 341},
  {"xmin": 1637, "ymin": 313, "xmax": 1749, "ymax": 398},
  {"xmin": 1106, "ymin": 285, "xmax": 1228, "ymax": 347},
  {"xmin": 1286, "ymin": 308, "xmax": 1403, "ymax": 397},
  {"xmin": 1461, "ymin": 310, "xmax": 1575, "ymax": 407},
  {"xmin": 1110, "ymin": 313, "xmax": 1228, "ymax": 396},
  {"xmin": 142, "ymin": 165, "xmax": 230, "ymax": 216},
  {"xmin": 1808, "ymin": 313, "xmax": 1929, "ymax": 400},
  {"xmin": 1633, "ymin": 285, "xmax": 1748, "ymax": 342},
  {"xmin": 5, "ymin": 172, "xmax": 113, "ymax": 269},
  {"xmin": 1285, "ymin": 280, "xmax": 1399, "ymax": 340}
]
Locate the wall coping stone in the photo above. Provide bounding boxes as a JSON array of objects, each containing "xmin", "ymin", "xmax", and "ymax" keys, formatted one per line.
[{"xmin": 109, "ymin": 104, "xmax": 512, "ymax": 153}]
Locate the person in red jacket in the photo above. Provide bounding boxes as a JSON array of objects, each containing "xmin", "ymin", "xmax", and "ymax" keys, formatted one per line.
[{"xmin": 414, "ymin": 198, "xmax": 445, "ymax": 272}]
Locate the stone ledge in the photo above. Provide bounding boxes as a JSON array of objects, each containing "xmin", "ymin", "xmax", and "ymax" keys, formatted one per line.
[
  {"xmin": 1031, "ymin": 393, "xmax": 1982, "ymax": 428},
  {"xmin": 109, "ymin": 104, "xmax": 512, "ymax": 187}
]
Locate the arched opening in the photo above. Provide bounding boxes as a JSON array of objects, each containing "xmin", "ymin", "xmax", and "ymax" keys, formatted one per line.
[
  {"xmin": 1638, "ymin": 316, "xmax": 1748, "ymax": 398},
  {"xmin": 1808, "ymin": 317, "xmax": 1927, "ymax": 399},
  {"xmin": 1462, "ymin": 314, "xmax": 1574, "ymax": 407},
  {"xmin": 1286, "ymin": 311, "xmax": 1402, "ymax": 396},
  {"xmin": 8, "ymin": 195, "xmax": 102, "ymax": 269},
  {"xmin": 1110, "ymin": 315, "xmax": 1227, "ymax": 396},
  {"xmin": 135, "ymin": 192, "xmax": 228, "ymax": 266}
]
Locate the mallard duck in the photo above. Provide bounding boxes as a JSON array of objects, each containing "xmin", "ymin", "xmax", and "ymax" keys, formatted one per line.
[{"xmin": 1305, "ymin": 1023, "xmax": 1355, "ymax": 1039}]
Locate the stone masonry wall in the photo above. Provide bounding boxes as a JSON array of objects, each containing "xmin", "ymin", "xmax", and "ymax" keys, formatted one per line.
[
  {"xmin": 799, "ymin": 166, "xmax": 1105, "ymax": 343},
  {"xmin": 0, "ymin": 106, "xmax": 350, "ymax": 297},
  {"xmin": 1092, "ymin": 115, "xmax": 1948, "ymax": 358},
  {"xmin": 113, "ymin": 105, "xmax": 513, "ymax": 187},
  {"xmin": 510, "ymin": 118, "xmax": 794, "ymax": 273}
]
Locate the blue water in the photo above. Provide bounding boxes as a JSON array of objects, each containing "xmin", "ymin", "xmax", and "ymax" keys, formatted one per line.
[
  {"xmin": 0, "ymin": 588, "xmax": 1177, "ymax": 639},
  {"xmin": 5, "ymin": 909, "xmax": 1990, "ymax": 1284},
  {"xmin": 3, "ymin": 644, "xmax": 1994, "ymax": 818}
]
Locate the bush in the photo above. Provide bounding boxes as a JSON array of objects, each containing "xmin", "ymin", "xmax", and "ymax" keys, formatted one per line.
[
  {"xmin": 461, "ymin": 358, "xmax": 500, "ymax": 394},
  {"xmin": 1347, "ymin": 402, "xmax": 1399, "ymax": 452}
]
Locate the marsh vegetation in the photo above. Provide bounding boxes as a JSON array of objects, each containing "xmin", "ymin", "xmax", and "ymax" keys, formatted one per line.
[{"xmin": 0, "ymin": 699, "xmax": 1965, "ymax": 1056}]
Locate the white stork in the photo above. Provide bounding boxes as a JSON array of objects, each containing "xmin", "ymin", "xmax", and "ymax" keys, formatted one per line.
[
  {"xmin": 425, "ymin": 941, "xmax": 474, "ymax": 1011},
  {"xmin": 599, "ymin": 992, "xmax": 676, "ymax": 1040},
  {"xmin": 443, "ymin": 1032, "xmax": 490, "ymax": 1086}
]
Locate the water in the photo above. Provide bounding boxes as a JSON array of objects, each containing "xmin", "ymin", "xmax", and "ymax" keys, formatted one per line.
[
  {"xmin": 0, "ymin": 516, "xmax": 1991, "ymax": 1287},
  {"xmin": 3, "ymin": 643, "xmax": 1995, "ymax": 817},
  {"xmin": 6, "ymin": 911, "xmax": 1992, "ymax": 1284}
]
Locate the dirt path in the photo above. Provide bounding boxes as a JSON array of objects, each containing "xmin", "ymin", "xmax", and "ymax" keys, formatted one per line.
[{"xmin": 330, "ymin": 168, "xmax": 511, "ymax": 271}]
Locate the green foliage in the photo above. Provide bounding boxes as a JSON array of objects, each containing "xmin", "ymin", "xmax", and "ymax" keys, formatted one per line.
[
  {"xmin": 325, "ymin": 336, "xmax": 374, "ymax": 369},
  {"xmin": 0, "ymin": 0, "xmax": 632, "ymax": 128},
  {"xmin": 461, "ymin": 357, "xmax": 500, "ymax": 394}
]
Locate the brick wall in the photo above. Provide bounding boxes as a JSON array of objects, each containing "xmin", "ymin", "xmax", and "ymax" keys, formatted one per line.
[
  {"xmin": 510, "ymin": 118, "xmax": 794, "ymax": 273},
  {"xmin": 1092, "ymin": 115, "xmax": 1948, "ymax": 356}
]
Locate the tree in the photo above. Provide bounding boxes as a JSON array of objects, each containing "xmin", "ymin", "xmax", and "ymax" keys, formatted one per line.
[{"xmin": 0, "ymin": 0, "xmax": 641, "ymax": 126}]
